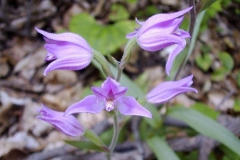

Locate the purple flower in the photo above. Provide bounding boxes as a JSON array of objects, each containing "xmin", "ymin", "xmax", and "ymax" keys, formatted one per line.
[
  {"xmin": 64, "ymin": 77, "xmax": 152, "ymax": 118},
  {"xmin": 37, "ymin": 105, "xmax": 84, "ymax": 137},
  {"xmin": 146, "ymin": 75, "xmax": 197, "ymax": 104},
  {"xmin": 36, "ymin": 28, "xmax": 93, "ymax": 76},
  {"xmin": 126, "ymin": 7, "xmax": 192, "ymax": 75}
]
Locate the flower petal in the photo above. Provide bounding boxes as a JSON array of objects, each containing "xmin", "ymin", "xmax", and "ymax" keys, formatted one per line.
[
  {"xmin": 43, "ymin": 54, "xmax": 92, "ymax": 76},
  {"xmin": 138, "ymin": 7, "xmax": 192, "ymax": 35},
  {"xmin": 64, "ymin": 95, "xmax": 105, "ymax": 116},
  {"xmin": 35, "ymin": 27, "xmax": 91, "ymax": 49},
  {"xmin": 37, "ymin": 105, "xmax": 84, "ymax": 137},
  {"xmin": 101, "ymin": 77, "xmax": 127, "ymax": 98},
  {"xmin": 165, "ymin": 41, "xmax": 185, "ymax": 75},
  {"xmin": 138, "ymin": 16, "xmax": 184, "ymax": 36},
  {"xmin": 126, "ymin": 30, "xmax": 137, "ymax": 39},
  {"xmin": 137, "ymin": 34, "xmax": 185, "ymax": 52},
  {"xmin": 174, "ymin": 29, "xmax": 191, "ymax": 38},
  {"xmin": 135, "ymin": 18, "xmax": 145, "ymax": 25},
  {"xmin": 44, "ymin": 43, "xmax": 91, "ymax": 59},
  {"xmin": 147, "ymin": 75, "xmax": 198, "ymax": 104},
  {"xmin": 117, "ymin": 96, "xmax": 152, "ymax": 118}
]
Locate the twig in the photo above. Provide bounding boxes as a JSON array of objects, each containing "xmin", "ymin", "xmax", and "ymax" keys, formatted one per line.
[{"xmin": 216, "ymin": 89, "xmax": 236, "ymax": 110}]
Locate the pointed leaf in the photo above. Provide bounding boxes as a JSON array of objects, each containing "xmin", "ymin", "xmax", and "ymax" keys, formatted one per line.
[
  {"xmin": 168, "ymin": 106, "xmax": 240, "ymax": 156},
  {"xmin": 219, "ymin": 52, "xmax": 234, "ymax": 71},
  {"xmin": 65, "ymin": 140, "xmax": 109, "ymax": 152},
  {"xmin": 84, "ymin": 129, "xmax": 108, "ymax": 148},
  {"xmin": 147, "ymin": 136, "xmax": 180, "ymax": 160},
  {"xmin": 197, "ymin": 0, "xmax": 218, "ymax": 13}
]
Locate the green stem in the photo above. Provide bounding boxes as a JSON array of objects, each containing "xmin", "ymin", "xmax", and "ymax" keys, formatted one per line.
[
  {"xmin": 108, "ymin": 111, "xmax": 119, "ymax": 159},
  {"xmin": 120, "ymin": 38, "xmax": 137, "ymax": 69},
  {"xmin": 93, "ymin": 50, "xmax": 114, "ymax": 78},
  {"xmin": 116, "ymin": 67, "xmax": 122, "ymax": 82}
]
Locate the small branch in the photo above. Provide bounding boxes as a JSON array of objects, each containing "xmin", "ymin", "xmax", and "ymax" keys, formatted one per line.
[{"xmin": 216, "ymin": 89, "xmax": 236, "ymax": 110}]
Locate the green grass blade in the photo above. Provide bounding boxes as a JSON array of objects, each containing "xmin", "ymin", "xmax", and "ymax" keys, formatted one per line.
[{"xmin": 168, "ymin": 106, "xmax": 240, "ymax": 156}]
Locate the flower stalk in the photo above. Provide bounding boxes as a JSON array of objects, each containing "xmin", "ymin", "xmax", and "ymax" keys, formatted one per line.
[
  {"xmin": 107, "ymin": 110, "xmax": 120, "ymax": 159},
  {"xmin": 93, "ymin": 50, "xmax": 114, "ymax": 78}
]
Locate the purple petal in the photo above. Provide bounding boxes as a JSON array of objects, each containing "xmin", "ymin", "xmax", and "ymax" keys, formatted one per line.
[
  {"xmin": 101, "ymin": 77, "xmax": 127, "ymax": 98},
  {"xmin": 147, "ymin": 75, "xmax": 198, "ymax": 104},
  {"xmin": 135, "ymin": 18, "xmax": 145, "ymax": 25},
  {"xmin": 137, "ymin": 34, "xmax": 185, "ymax": 52},
  {"xmin": 35, "ymin": 27, "xmax": 91, "ymax": 49},
  {"xmin": 43, "ymin": 54, "xmax": 92, "ymax": 76},
  {"xmin": 117, "ymin": 96, "xmax": 152, "ymax": 118},
  {"xmin": 174, "ymin": 29, "xmax": 191, "ymax": 38},
  {"xmin": 138, "ymin": 7, "xmax": 192, "ymax": 35},
  {"xmin": 138, "ymin": 16, "xmax": 184, "ymax": 36},
  {"xmin": 91, "ymin": 86, "xmax": 109, "ymax": 100},
  {"xmin": 64, "ymin": 95, "xmax": 105, "ymax": 116},
  {"xmin": 44, "ymin": 52, "xmax": 56, "ymax": 61},
  {"xmin": 37, "ymin": 105, "xmax": 84, "ymax": 137},
  {"xmin": 165, "ymin": 41, "xmax": 185, "ymax": 75},
  {"xmin": 126, "ymin": 31, "xmax": 137, "ymax": 39},
  {"xmin": 44, "ymin": 43, "xmax": 91, "ymax": 59}
]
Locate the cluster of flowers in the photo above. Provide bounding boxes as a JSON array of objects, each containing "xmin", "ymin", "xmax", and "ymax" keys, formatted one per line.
[{"xmin": 37, "ymin": 7, "xmax": 197, "ymax": 137}]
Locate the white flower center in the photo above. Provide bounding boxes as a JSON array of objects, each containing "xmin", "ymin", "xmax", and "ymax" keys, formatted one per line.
[{"xmin": 106, "ymin": 101, "xmax": 114, "ymax": 112}]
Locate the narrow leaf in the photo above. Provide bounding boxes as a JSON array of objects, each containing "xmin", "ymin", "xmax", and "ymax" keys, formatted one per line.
[
  {"xmin": 147, "ymin": 136, "xmax": 180, "ymax": 160},
  {"xmin": 84, "ymin": 129, "xmax": 107, "ymax": 148},
  {"xmin": 191, "ymin": 102, "xmax": 219, "ymax": 120},
  {"xmin": 168, "ymin": 106, "xmax": 240, "ymax": 156},
  {"xmin": 65, "ymin": 140, "xmax": 109, "ymax": 152},
  {"xmin": 197, "ymin": 0, "xmax": 218, "ymax": 13}
]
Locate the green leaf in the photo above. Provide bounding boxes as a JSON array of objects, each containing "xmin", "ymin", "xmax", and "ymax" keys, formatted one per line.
[
  {"xmin": 70, "ymin": 13, "xmax": 136, "ymax": 55},
  {"xmin": 65, "ymin": 140, "xmax": 109, "ymax": 152},
  {"xmin": 168, "ymin": 106, "xmax": 240, "ymax": 156},
  {"xmin": 211, "ymin": 67, "xmax": 227, "ymax": 81},
  {"xmin": 192, "ymin": 102, "xmax": 219, "ymax": 120},
  {"xmin": 233, "ymin": 99, "xmax": 240, "ymax": 112},
  {"xmin": 147, "ymin": 137, "xmax": 180, "ymax": 160},
  {"xmin": 197, "ymin": 0, "xmax": 218, "ymax": 13},
  {"xmin": 109, "ymin": 4, "xmax": 129, "ymax": 21},
  {"xmin": 84, "ymin": 129, "xmax": 107, "ymax": 148},
  {"xmin": 219, "ymin": 52, "xmax": 234, "ymax": 71},
  {"xmin": 220, "ymin": 145, "xmax": 240, "ymax": 160},
  {"xmin": 237, "ymin": 71, "xmax": 240, "ymax": 88},
  {"xmin": 195, "ymin": 53, "xmax": 212, "ymax": 71}
]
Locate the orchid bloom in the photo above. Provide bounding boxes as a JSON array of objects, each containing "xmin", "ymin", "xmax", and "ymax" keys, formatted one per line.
[
  {"xmin": 147, "ymin": 75, "xmax": 197, "ymax": 104},
  {"xmin": 126, "ymin": 7, "xmax": 192, "ymax": 75},
  {"xmin": 36, "ymin": 28, "xmax": 93, "ymax": 76},
  {"xmin": 64, "ymin": 77, "xmax": 152, "ymax": 118},
  {"xmin": 37, "ymin": 105, "xmax": 84, "ymax": 137}
]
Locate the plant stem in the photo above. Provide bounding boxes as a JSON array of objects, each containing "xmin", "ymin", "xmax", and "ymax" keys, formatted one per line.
[
  {"xmin": 116, "ymin": 67, "xmax": 122, "ymax": 82},
  {"xmin": 107, "ymin": 111, "xmax": 119, "ymax": 159},
  {"xmin": 173, "ymin": 0, "xmax": 196, "ymax": 80}
]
